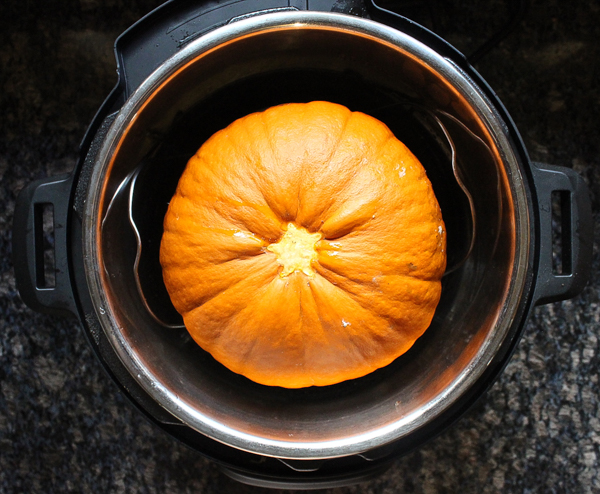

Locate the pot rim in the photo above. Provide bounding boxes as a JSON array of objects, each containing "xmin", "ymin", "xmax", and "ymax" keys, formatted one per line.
[{"xmin": 82, "ymin": 10, "xmax": 530, "ymax": 459}]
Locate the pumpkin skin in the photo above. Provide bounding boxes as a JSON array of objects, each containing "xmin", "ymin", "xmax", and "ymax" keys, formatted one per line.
[{"xmin": 160, "ymin": 101, "xmax": 446, "ymax": 388}]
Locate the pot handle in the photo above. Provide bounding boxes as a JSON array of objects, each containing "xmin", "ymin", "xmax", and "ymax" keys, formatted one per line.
[
  {"xmin": 531, "ymin": 162, "xmax": 593, "ymax": 305},
  {"xmin": 12, "ymin": 173, "xmax": 78, "ymax": 317}
]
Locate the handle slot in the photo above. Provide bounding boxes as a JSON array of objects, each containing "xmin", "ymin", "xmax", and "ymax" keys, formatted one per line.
[
  {"xmin": 551, "ymin": 190, "xmax": 573, "ymax": 276},
  {"xmin": 34, "ymin": 203, "xmax": 56, "ymax": 289}
]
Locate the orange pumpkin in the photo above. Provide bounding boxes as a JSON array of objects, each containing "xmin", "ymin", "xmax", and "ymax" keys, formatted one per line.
[{"xmin": 160, "ymin": 101, "xmax": 446, "ymax": 388}]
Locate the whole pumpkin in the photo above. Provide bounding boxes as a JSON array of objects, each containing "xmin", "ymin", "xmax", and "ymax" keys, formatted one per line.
[{"xmin": 160, "ymin": 101, "xmax": 446, "ymax": 388}]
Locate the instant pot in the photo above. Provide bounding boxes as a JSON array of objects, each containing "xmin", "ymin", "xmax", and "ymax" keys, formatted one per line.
[{"xmin": 12, "ymin": 0, "xmax": 593, "ymax": 489}]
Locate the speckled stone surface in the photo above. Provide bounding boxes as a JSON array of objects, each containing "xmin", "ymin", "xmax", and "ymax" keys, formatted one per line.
[{"xmin": 1, "ymin": 1, "xmax": 599, "ymax": 493}]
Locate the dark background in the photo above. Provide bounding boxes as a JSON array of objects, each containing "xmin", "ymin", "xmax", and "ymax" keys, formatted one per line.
[{"xmin": 1, "ymin": 0, "xmax": 599, "ymax": 492}]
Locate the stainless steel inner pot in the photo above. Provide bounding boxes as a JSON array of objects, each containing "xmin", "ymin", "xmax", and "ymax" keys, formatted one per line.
[{"xmin": 83, "ymin": 11, "xmax": 529, "ymax": 460}]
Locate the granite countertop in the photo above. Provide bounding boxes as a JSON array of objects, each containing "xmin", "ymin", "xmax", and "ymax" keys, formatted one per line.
[{"xmin": 1, "ymin": 0, "xmax": 599, "ymax": 492}]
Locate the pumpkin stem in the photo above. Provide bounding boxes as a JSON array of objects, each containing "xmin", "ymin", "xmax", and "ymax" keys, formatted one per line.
[{"xmin": 267, "ymin": 223, "xmax": 322, "ymax": 277}]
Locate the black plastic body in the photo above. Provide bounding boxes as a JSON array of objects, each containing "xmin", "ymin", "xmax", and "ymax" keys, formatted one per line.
[{"xmin": 11, "ymin": 0, "xmax": 594, "ymax": 489}]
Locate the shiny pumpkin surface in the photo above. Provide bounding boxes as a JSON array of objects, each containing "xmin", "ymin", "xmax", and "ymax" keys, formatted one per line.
[{"xmin": 160, "ymin": 101, "xmax": 446, "ymax": 388}]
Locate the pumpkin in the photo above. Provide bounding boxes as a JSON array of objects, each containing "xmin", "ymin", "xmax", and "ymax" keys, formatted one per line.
[{"xmin": 160, "ymin": 101, "xmax": 446, "ymax": 388}]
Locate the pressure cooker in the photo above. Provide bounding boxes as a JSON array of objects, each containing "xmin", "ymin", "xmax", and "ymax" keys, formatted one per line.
[{"xmin": 12, "ymin": 0, "xmax": 593, "ymax": 489}]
